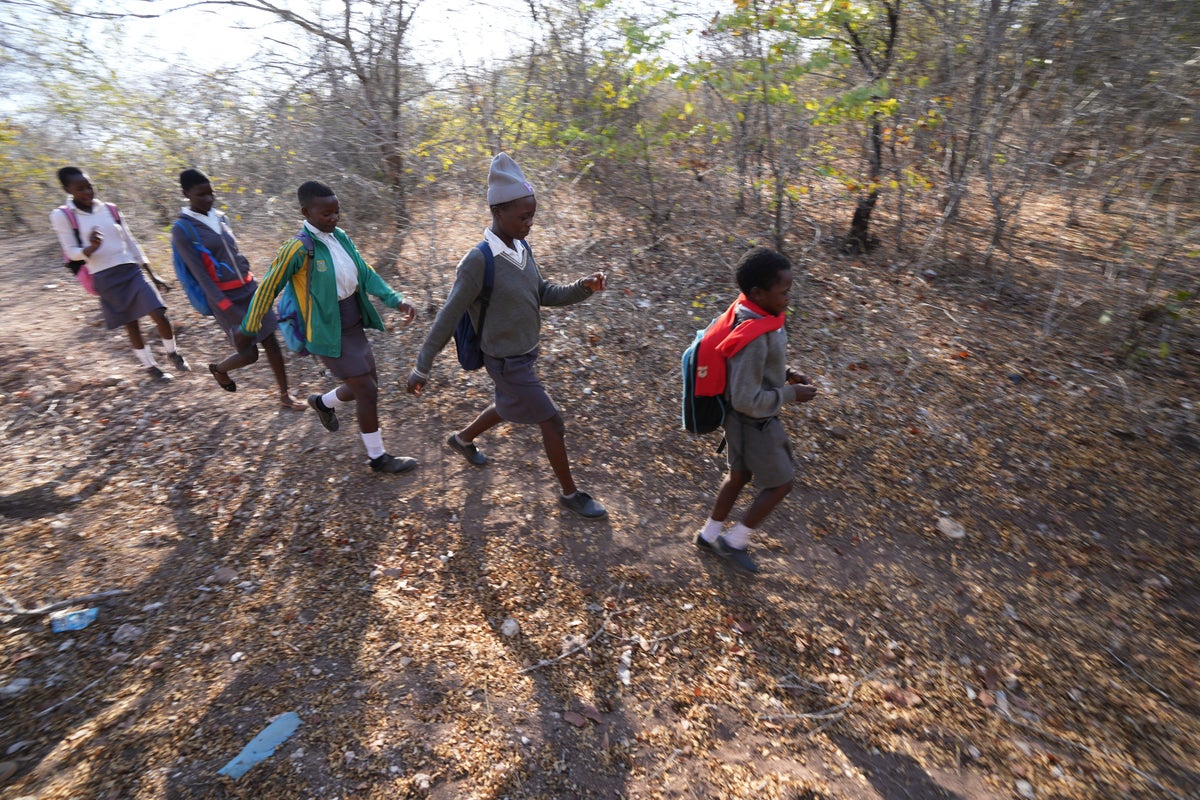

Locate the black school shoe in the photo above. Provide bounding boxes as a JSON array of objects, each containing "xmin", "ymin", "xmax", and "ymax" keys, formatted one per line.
[
  {"xmin": 446, "ymin": 433, "xmax": 487, "ymax": 466},
  {"xmin": 167, "ymin": 352, "xmax": 191, "ymax": 372},
  {"xmin": 559, "ymin": 491, "xmax": 608, "ymax": 520},
  {"xmin": 694, "ymin": 531, "xmax": 716, "ymax": 551},
  {"xmin": 369, "ymin": 453, "xmax": 418, "ymax": 474},
  {"xmin": 714, "ymin": 534, "xmax": 760, "ymax": 574},
  {"xmin": 307, "ymin": 394, "xmax": 339, "ymax": 432},
  {"xmin": 146, "ymin": 365, "xmax": 173, "ymax": 382}
]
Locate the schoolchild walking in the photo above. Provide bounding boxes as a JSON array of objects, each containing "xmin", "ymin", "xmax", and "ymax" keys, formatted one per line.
[
  {"xmin": 49, "ymin": 166, "xmax": 189, "ymax": 381},
  {"xmin": 406, "ymin": 153, "xmax": 609, "ymax": 519},
  {"xmin": 234, "ymin": 180, "xmax": 418, "ymax": 473},
  {"xmin": 171, "ymin": 168, "xmax": 303, "ymax": 410},
  {"xmin": 694, "ymin": 246, "xmax": 817, "ymax": 572}
]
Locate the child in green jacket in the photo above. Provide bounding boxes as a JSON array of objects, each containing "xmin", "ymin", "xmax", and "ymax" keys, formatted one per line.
[{"xmin": 235, "ymin": 180, "xmax": 418, "ymax": 473}]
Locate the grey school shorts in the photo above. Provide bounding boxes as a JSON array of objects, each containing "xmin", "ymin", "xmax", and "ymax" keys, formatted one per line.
[
  {"xmin": 316, "ymin": 296, "xmax": 376, "ymax": 380},
  {"xmin": 483, "ymin": 347, "xmax": 559, "ymax": 424},
  {"xmin": 724, "ymin": 411, "xmax": 795, "ymax": 488}
]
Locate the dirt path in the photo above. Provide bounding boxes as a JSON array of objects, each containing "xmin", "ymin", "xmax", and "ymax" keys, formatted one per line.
[{"xmin": 1, "ymin": 217, "xmax": 1196, "ymax": 800}]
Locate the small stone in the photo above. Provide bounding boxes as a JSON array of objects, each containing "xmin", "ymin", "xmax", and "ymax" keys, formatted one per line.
[
  {"xmin": 0, "ymin": 761, "xmax": 17, "ymax": 783},
  {"xmin": 211, "ymin": 566, "xmax": 238, "ymax": 585},
  {"xmin": 414, "ymin": 772, "xmax": 431, "ymax": 790},
  {"xmin": 112, "ymin": 623, "xmax": 143, "ymax": 644},
  {"xmin": 500, "ymin": 618, "xmax": 520, "ymax": 637},
  {"xmin": 230, "ymin": 651, "xmax": 245, "ymax": 663},
  {"xmin": 0, "ymin": 678, "xmax": 32, "ymax": 698},
  {"xmin": 937, "ymin": 516, "xmax": 966, "ymax": 539},
  {"xmin": 967, "ymin": 745, "xmax": 982, "ymax": 760},
  {"xmin": 1015, "ymin": 779, "xmax": 1035, "ymax": 798}
]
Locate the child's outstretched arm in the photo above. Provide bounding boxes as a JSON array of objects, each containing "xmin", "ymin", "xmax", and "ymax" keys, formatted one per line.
[{"xmin": 537, "ymin": 271, "xmax": 606, "ymax": 307}]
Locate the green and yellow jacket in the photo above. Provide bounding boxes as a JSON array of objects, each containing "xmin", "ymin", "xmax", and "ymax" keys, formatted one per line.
[{"xmin": 240, "ymin": 227, "xmax": 403, "ymax": 358}]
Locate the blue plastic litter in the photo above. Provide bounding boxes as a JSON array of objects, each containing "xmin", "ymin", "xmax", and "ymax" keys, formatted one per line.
[
  {"xmin": 49, "ymin": 607, "xmax": 98, "ymax": 632},
  {"xmin": 217, "ymin": 711, "xmax": 302, "ymax": 779}
]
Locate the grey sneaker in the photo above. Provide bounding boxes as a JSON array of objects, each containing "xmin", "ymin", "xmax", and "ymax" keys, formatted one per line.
[
  {"xmin": 447, "ymin": 433, "xmax": 487, "ymax": 465},
  {"xmin": 308, "ymin": 394, "xmax": 339, "ymax": 432},
  {"xmin": 714, "ymin": 535, "xmax": 760, "ymax": 573},
  {"xmin": 369, "ymin": 453, "xmax": 418, "ymax": 474},
  {"xmin": 559, "ymin": 491, "xmax": 608, "ymax": 520}
]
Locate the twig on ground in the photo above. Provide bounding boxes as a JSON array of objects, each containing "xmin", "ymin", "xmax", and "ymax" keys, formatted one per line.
[
  {"xmin": 1, "ymin": 589, "xmax": 130, "ymax": 619},
  {"xmin": 519, "ymin": 615, "xmax": 610, "ymax": 674},
  {"xmin": 35, "ymin": 666, "xmax": 119, "ymax": 718},
  {"xmin": 617, "ymin": 628, "xmax": 692, "ymax": 647},
  {"xmin": 1104, "ymin": 647, "xmax": 1174, "ymax": 703},
  {"xmin": 759, "ymin": 668, "xmax": 881, "ymax": 724}
]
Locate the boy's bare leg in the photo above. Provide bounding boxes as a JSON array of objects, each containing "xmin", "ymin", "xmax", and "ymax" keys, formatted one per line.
[
  {"xmin": 214, "ymin": 344, "xmax": 259, "ymax": 375},
  {"xmin": 342, "ymin": 374, "xmax": 377, "ymax": 433},
  {"xmin": 262, "ymin": 336, "xmax": 302, "ymax": 407},
  {"xmin": 459, "ymin": 404, "xmax": 503, "ymax": 441},
  {"xmin": 148, "ymin": 308, "xmax": 175, "ymax": 341},
  {"xmin": 741, "ymin": 480, "xmax": 794, "ymax": 529},
  {"xmin": 710, "ymin": 470, "xmax": 751, "ymax": 522},
  {"xmin": 124, "ymin": 321, "xmax": 145, "ymax": 350},
  {"xmin": 540, "ymin": 413, "xmax": 576, "ymax": 496}
]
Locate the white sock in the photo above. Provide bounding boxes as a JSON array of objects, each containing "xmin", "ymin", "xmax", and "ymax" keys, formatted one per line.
[
  {"xmin": 724, "ymin": 522, "xmax": 754, "ymax": 550},
  {"xmin": 132, "ymin": 347, "xmax": 156, "ymax": 368},
  {"xmin": 162, "ymin": 336, "xmax": 178, "ymax": 354},
  {"xmin": 361, "ymin": 430, "xmax": 385, "ymax": 459},
  {"xmin": 700, "ymin": 517, "xmax": 724, "ymax": 543},
  {"xmin": 453, "ymin": 433, "xmax": 469, "ymax": 446},
  {"xmin": 561, "ymin": 491, "xmax": 577, "ymax": 500},
  {"xmin": 322, "ymin": 389, "xmax": 344, "ymax": 409}
]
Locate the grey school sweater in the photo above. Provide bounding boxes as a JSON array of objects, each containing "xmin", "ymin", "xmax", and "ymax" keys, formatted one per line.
[
  {"xmin": 726, "ymin": 305, "xmax": 805, "ymax": 419},
  {"xmin": 414, "ymin": 242, "xmax": 592, "ymax": 376}
]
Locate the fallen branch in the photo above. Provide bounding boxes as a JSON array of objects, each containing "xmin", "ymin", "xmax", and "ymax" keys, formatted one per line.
[{"xmin": 1, "ymin": 589, "xmax": 130, "ymax": 619}]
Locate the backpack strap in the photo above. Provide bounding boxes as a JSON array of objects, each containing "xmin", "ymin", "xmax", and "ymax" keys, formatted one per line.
[
  {"xmin": 105, "ymin": 202, "xmax": 120, "ymax": 224},
  {"xmin": 474, "ymin": 241, "xmax": 497, "ymax": 339},
  {"xmin": 58, "ymin": 205, "xmax": 82, "ymax": 248}
]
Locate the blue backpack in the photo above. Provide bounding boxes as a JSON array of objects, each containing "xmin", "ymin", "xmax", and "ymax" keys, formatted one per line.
[
  {"xmin": 171, "ymin": 217, "xmax": 243, "ymax": 316},
  {"xmin": 276, "ymin": 229, "xmax": 315, "ymax": 354}
]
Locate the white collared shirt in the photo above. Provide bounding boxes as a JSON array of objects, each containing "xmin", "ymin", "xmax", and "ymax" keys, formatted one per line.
[
  {"xmin": 484, "ymin": 226, "xmax": 527, "ymax": 269},
  {"xmin": 181, "ymin": 206, "xmax": 225, "ymax": 234},
  {"xmin": 49, "ymin": 198, "xmax": 146, "ymax": 274},
  {"xmin": 304, "ymin": 221, "xmax": 359, "ymax": 300}
]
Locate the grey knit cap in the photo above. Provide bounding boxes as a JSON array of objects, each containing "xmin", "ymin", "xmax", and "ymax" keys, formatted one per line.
[{"xmin": 486, "ymin": 152, "xmax": 535, "ymax": 205}]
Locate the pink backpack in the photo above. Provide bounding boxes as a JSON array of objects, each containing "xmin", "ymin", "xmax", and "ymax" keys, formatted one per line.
[{"xmin": 56, "ymin": 202, "xmax": 120, "ymax": 296}]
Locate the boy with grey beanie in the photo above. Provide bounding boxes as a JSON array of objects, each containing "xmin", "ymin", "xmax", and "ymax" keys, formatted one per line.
[{"xmin": 407, "ymin": 153, "xmax": 610, "ymax": 519}]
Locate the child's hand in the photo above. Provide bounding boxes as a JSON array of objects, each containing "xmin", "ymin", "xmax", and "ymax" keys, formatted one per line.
[
  {"xmin": 792, "ymin": 383, "xmax": 817, "ymax": 403},
  {"xmin": 405, "ymin": 370, "xmax": 426, "ymax": 396},
  {"xmin": 84, "ymin": 229, "xmax": 103, "ymax": 255},
  {"xmin": 785, "ymin": 368, "xmax": 810, "ymax": 385},
  {"xmin": 582, "ymin": 272, "xmax": 607, "ymax": 292},
  {"xmin": 396, "ymin": 300, "xmax": 416, "ymax": 327}
]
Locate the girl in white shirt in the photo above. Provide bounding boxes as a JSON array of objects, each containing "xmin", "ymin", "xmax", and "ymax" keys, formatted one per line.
[{"xmin": 49, "ymin": 166, "xmax": 189, "ymax": 381}]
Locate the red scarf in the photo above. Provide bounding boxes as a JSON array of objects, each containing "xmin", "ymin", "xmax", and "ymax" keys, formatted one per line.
[{"xmin": 694, "ymin": 294, "xmax": 785, "ymax": 396}]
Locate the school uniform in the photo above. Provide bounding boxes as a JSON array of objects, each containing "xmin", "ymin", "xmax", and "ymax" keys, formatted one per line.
[
  {"xmin": 413, "ymin": 227, "xmax": 593, "ymax": 423},
  {"xmin": 171, "ymin": 208, "xmax": 277, "ymax": 344},
  {"xmin": 49, "ymin": 199, "xmax": 163, "ymax": 329},
  {"xmin": 240, "ymin": 221, "xmax": 405, "ymax": 379},
  {"xmin": 723, "ymin": 305, "xmax": 804, "ymax": 488}
]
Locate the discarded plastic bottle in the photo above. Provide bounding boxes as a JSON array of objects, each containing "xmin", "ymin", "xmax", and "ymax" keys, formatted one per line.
[{"xmin": 49, "ymin": 608, "xmax": 98, "ymax": 632}]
